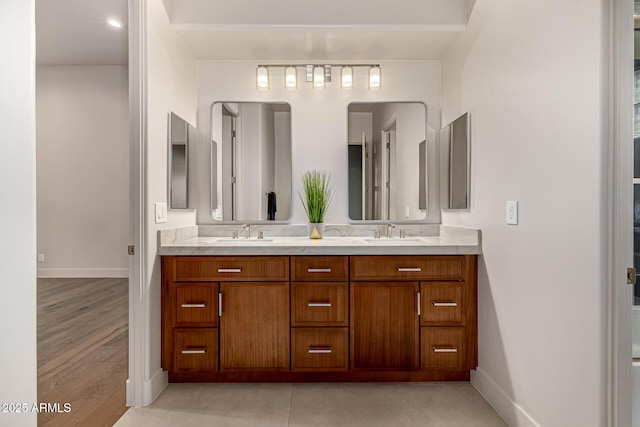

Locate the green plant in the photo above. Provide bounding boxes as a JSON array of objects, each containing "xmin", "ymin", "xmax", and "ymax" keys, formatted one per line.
[{"xmin": 299, "ymin": 170, "xmax": 332, "ymax": 223}]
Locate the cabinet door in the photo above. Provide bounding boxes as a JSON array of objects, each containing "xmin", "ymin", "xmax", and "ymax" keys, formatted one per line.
[
  {"xmin": 350, "ymin": 281, "xmax": 419, "ymax": 370},
  {"xmin": 220, "ymin": 281, "xmax": 290, "ymax": 370}
]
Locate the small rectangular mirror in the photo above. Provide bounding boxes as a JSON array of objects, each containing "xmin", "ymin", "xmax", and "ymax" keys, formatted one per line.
[
  {"xmin": 347, "ymin": 102, "xmax": 428, "ymax": 221},
  {"xmin": 441, "ymin": 112, "xmax": 470, "ymax": 210},
  {"xmin": 210, "ymin": 102, "xmax": 292, "ymax": 221},
  {"xmin": 168, "ymin": 112, "xmax": 195, "ymax": 209}
]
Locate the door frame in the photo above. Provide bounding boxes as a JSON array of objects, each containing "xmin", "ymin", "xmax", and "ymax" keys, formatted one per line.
[{"xmin": 608, "ymin": 0, "xmax": 634, "ymax": 425}]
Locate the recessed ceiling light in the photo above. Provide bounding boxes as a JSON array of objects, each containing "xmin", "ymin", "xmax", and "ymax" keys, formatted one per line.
[{"xmin": 108, "ymin": 19, "xmax": 122, "ymax": 28}]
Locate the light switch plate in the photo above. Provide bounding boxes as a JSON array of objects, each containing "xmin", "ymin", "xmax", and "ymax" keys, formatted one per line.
[
  {"xmin": 155, "ymin": 202, "xmax": 167, "ymax": 223},
  {"xmin": 506, "ymin": 201, "xmax": 518, "ymax": 225}
]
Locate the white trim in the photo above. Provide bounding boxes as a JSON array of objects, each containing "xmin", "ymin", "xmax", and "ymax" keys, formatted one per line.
[
  {"xmin": 142, "ymin": 369, "xmax": 168, "ymax": 406},
  {"xmin": 37, "ymin": 268, "xmax": 128, "ymax": 278},
  {"xmin": 172, "ymin": 23, "xmax": 468, "ymax": 32},
  {"xmin": 471, "ymin": 368, "xmax": 540, "ymax": 427},
  {"xmin": 126, "ymin": 0, "xmax": 147, "ymax": 408},
  {"xmin": 608, "ymin": 0, "xmax": 634, "ymax": 426}
]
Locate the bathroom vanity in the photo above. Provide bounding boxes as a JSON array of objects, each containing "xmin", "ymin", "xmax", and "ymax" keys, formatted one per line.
[{"xmin": 160, "ymin": 227, "xmax": 480, "ymax": 383}]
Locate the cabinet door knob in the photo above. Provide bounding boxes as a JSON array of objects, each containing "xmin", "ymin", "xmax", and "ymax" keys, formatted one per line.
[
  {"xmin": 181, "ymin": 303, "xmax": 206, "ymax": 308},
  {"xmin": 432, "ymin": 346, "xmax": 458, "ymax": 353},
  {"xmin": 307, "ymin": 301, "xmax": 332, "ymax": 307},
  {"xmin": 307, "ymin": 268, "xmax": 332, "ymax": 273},
  {"xmin": 432, "ymin": 301, "xmax": 458, "ymax": 307},
  {"xmin": 182, "ymin": 348, "xmax": 206, "ymax": 354},
  {"xmin": 308, "ymin": 347, "xmax": 332, "ymax": 354}
]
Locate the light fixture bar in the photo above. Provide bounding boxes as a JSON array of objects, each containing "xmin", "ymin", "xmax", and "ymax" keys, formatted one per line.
[{"xmin": 256, "ymin": 64, "xmax": 381, "ymax": 91}]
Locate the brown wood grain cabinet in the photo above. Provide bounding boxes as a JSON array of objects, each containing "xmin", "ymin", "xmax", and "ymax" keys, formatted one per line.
[
  {"xmin": 161, "ymin": 254, "xmax": 477, "ymax": 382},
  {"xmin": 220, "ymin": 281, "xmax": 290, "ymax": 371}
]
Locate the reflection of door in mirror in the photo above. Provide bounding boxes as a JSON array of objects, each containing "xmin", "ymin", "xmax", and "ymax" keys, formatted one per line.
[
  {"xmin": 211, "ymin": 102, "xmax": 292, "ymax": 221},
  {"xmin": 348, "ymin": 102, "xmax": 427, "ymax": 221},
  {"xmin": 168, "ymin": 112, "xmax": 192, "ymax": 209}
]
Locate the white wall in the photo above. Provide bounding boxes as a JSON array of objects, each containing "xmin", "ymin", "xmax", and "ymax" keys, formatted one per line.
[
  {"xmin": 441, "ymin": 0, "xmax": 606, "ymax": 425},
  {"xmin": 196, "ymin": 61, "xmax": 442, "ymax": 224},
  {"xmin": 0, "ymin": 0, "xmax": 37, "ymax": 425},
  {"xmin": 141, "ymin": 0, "xmax": 198, "ymax": 403},
  {"xmin": 36, "ymin": 66, "xmax": 129, "ymax": 278}
]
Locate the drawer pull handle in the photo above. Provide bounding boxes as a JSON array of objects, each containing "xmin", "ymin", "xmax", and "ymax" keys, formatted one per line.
[
  {"xmin": 308, "ymin": 347, "xmax": 332, "ymax": 354},
  {"xmin": 181, "ymin": 303, "xmax": 206, "ymax": 308},
  {"xmin": 433, "ymin": 346, "xmax": 458, "ymax": 353},
  {"xmin": 308, "ymin": 301, "xmax": 332, "ymax": 307},
  {"xmin": 218, "ymin": 268, "xmax": 242, "ymax": 273},
  {"xmin": 182, "ymin": 348, "xmax": 206, "ymax": 354},
  {"xmin": 307, "ymin": 268, "xmax": 332, "ymax": 273},
  {"xmin": 432, "ymin": 301, "xmax": 458, "ymax": 307},
  {"xmin": 397, "ymin": 267, "xmax": 421, "ymax": 272}
]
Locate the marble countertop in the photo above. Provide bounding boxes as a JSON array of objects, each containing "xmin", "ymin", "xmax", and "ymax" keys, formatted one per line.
[{"xmin": 158, "ymin": 225, "xmax": 481, "ymax": 256}]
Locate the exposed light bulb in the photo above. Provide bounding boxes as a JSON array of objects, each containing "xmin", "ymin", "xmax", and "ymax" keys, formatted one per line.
[
  {"xmin": 108, "ymin": 19, "xmax": 122, "ymax": 28},
  {"xmin": 369, "ymin": 66, "xmax": 381, "ymax": 90},
  {"xmin": 285, "ymin": 66, "xmax": 297, "ymax": 90},
  {"xmin": 341, "ymin": 66, "xmax": 353, "ymax": 90},
  {"xmin": 313, "ymin": 66, "xmax": 325, "ymax": 90},
  {"xmin": 256, "ymin": 66, "xmax": 269, "ymax": 90}
]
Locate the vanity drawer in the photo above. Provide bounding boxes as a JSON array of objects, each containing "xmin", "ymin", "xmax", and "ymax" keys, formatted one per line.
[
  {"xmin": 174, "ymin": 328, "xmax": 218, "ymax": 372},
  {"xmin": 291, "ymin": 256, "xmax": 349, "ymax": 281},
  {"xmin": 421, "ymin": 327, "xmax": 466, "ymax": 370},
  {"xmin": 174, "ymin": 283, "xmax": 218, "ymax": 327},
  {"xmin": 171, "ymin": 256, "xmax": 289, "ymax": 281},
  {"xmin": 291, "ymin": 282, "xmax": 348, "ymax": 326},
  {"xmin": 292, "ymin": 328, "xmax": 349, "ymax": 372},
  {"xmin": 350, "ymin": 256, "xmax": 464, "ymax": 281},
  {"xmin": 420, "ymin": 282, "xmax": 464, "ymax": 326}
]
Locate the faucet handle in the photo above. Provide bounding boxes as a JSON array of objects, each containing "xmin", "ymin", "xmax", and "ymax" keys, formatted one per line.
[
  {"xmin": 399, "ymin": 229, "xmax": 406, "ymax": 239},
  {"xmin": 231, "ymin": 230, "xmax": 238, "ymax": 239},
  {"xmin": 257, "ymin": 230, "xmax": 264, "ymax": 240}
]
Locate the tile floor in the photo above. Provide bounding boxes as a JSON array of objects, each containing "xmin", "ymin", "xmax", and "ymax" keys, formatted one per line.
[{"xmin": 114, "ymin": 382, "xmax": 507, "ymax": 426}]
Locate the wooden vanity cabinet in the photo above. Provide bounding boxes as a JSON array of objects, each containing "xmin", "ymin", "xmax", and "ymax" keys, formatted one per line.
[
  {"xmin": 290, "ymin": 256, "xmax": 349, "ymax": 372},
  {"xmin": 349, "ymin": 255, "xmax": 477, "ymax": 374},
  {"xmin": 162, "ymin": 254, "xmax": 477, "ymax": 382}
]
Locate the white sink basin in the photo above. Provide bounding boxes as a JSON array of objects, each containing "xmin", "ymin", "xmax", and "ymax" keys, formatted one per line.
[
  {"xmin": 216, "ymin": 238, "xmax": 274, "ymax": 243},
  {"xmin": 363, "ymin": 238, "xmax": 423, "ymax": 243}
]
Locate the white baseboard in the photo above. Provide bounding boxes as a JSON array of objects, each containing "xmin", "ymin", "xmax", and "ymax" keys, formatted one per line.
[
  {"xmin": 37, "ymin": 268, "xmax": 129, "ymax": 278},
  {"xmin": 471, "ymin": 368, "xmax": 540, "ymax": 427},
  {"xmin": 142, "ymin": 369, "xmax": 168, "ymax": 406}
]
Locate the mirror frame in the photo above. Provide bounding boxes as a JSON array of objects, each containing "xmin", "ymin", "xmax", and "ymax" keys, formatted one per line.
[
  {"xmin": 346, "ymin": 101, "xmax": 430, "ymax": 223},
  {"xmin": 209, "ymin": 101, "xmax": 293, "ymax": 223}
]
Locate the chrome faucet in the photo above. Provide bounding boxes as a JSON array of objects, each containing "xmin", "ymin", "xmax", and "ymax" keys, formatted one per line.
[
  {"xmin": 242, "ymin": 224, "xmax": 251, "ymax": 239},
  {"xmin": 386, "ymin": 223, "xmax": 396, "ymax": 239}
]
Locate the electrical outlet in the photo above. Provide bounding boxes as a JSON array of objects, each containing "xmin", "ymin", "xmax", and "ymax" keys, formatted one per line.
[
  {"xmin": 155, "ymin": 202, "xmax": 167, "ymax": 223},
  {"xmin": 506, "ymin": 201, "xmax": 518, "ymax": 225},
  {"xmin": 38, "ymin": 253, "xmax": 45, "ymax": 263}
]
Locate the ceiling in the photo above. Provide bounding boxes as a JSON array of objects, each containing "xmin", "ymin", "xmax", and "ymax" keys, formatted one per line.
[
  {"xmin": 35, "ymin": 0, "xmax": 474, "ymax": 65},
  {"xmin": 36, "ymin": 0, "xmax": 128, "ymax": 65}
]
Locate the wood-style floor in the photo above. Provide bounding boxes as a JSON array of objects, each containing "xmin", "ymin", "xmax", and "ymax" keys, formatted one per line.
[{"xmin": 37, "ymin": 278, "xmax": 128, "ymax": 427}]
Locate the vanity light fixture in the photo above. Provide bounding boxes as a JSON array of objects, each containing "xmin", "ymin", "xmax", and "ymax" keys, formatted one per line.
[
  {"xmin": 256, "ymin": 66, "xmax": 269, "ymax": 91},
  {"xmin": 369, "ymin": 65, "xmax": 381, "ymax": 90},
  {"xmin": 254, "ymin": 64, "xmax": 381, "ymax": 91},
  {"xmin": 341, "ymin": 66, "xmax": 353, "ymax": 90},
  {"xmin": 285, "ymin": 66, "xmax": 297, "ymax": 90},
  {"xmin": 313, "ymin": 65, "xmax": 326, "ymax": 90}
]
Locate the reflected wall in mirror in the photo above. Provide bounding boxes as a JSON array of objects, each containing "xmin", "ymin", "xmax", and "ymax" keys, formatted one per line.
[
  {"xmin": 348, "ymin": 102, "xmax": 427, "ymax": 221},
  {"xmin": 211, "ymin": 102, "xmax": 292, "ymax": 221},
  {"xmin": 440, "ymin": 113, "xmax": 470, "ymax": 210},
  {"xmin": 168, "ymin": 112, "xmax": 195, "ymax": 209}
]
